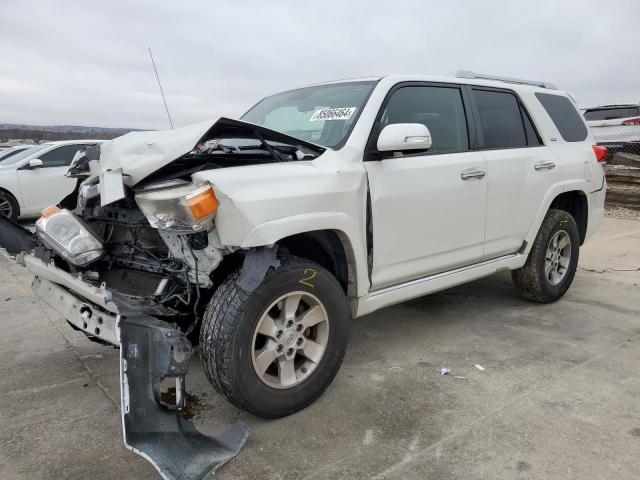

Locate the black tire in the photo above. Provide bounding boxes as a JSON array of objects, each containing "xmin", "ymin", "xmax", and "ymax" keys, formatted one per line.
[
  {"xmin": 0, "ymin": 190, "xmax": 19, "ymax": 220},
  {"xmin": 512, "ymin": 209, "xmax": 580, "ymax": 303},
  {"xmin": 200, "ymin": 254, "xmax": 350, "ymax": 418}
]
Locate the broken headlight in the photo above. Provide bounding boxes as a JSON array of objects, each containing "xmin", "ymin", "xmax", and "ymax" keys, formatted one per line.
[
  {"xmin": 135, "ymin": 182, "xmax": 219, "ymax": 232},
  {"xmin": 36, "ymin": 207, "xmax": 104, "ymax": 266}
]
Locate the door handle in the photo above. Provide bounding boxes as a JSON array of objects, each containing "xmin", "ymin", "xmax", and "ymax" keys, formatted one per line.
[
  {"xmin": 534, "ymin": 161, "xmax": 556, "ymax": 171},
  {"xmin": 461, "ymin": 168, "xmax": 486, "ymax": 180}
]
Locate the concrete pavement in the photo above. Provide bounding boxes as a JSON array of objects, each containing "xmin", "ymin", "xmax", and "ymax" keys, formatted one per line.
[{"xmin": 1, "ymin": 217, "xmax": 639, "ymax": 479}]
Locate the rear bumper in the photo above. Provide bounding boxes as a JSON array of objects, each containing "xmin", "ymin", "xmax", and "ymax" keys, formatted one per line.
[{"xmin": 585, "ymin": 179, "xmax": 606, "ymax": 243}]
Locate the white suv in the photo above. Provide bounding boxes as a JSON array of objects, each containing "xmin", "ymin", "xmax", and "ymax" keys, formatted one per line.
[{"xmin": 0, "ymin": 72, "xmax": 606, "ymax": 477}]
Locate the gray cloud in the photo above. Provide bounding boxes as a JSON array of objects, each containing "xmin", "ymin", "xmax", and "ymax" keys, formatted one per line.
[{"xmin": 1, "ymin": 0, "xmax": 638, "ymax": 129}]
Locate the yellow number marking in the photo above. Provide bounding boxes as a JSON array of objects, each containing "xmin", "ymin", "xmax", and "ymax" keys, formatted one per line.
[{"xmin": 299, "ymin": 269, "xmax": 317, "ymax": 288}]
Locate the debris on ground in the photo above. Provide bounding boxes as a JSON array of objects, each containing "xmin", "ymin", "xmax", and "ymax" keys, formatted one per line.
[
  {"xmin": 474, "ymin": 364, "xmax": 486, "ymax": 371},
  {"xmin": 440, "ymin": 367, "xmax": 451, "ymax": 375}
]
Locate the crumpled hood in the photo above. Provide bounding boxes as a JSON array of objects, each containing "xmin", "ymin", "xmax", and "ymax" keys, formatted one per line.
[
  {"xmin": 98, "ymin": 117, "xmax": 326, "ymax": 188},
  {"xmin": 95, "ymin": 116, "xmax": 326, "ymax": 206},
  {"xmin": 98, "ymin": 118, "xmax": 219, "ymax": 187}
]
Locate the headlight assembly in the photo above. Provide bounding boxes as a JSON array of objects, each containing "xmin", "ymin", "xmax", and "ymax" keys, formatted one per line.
[
  {"xmin": 36, "ymin": 207, "xmax": 104, "ymax": 266},
  {"xmin": 135, "ymin": 182, "xmax": 219, "ymax": 232}
]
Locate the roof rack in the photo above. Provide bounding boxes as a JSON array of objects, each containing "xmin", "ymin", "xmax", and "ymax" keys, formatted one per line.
[{"xmin": 455, "ymin": 70, "xmax": 557, "ymax": 90}]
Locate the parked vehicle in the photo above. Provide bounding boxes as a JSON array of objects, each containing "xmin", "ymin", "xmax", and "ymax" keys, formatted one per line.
[
  {"xmin": 583, "ymin": 103, "xmax": 640, "ymax": 159},
  {"xmin": 0, "ymin": 145, "xmax": 31, "ymax": 161},
  {"xmin": 0, "ymin": 140, "xmax": 104, "ymax": 219},
  {"xmin": 0, "ymin": 72, "xmax": 606, "ymax": 479}
]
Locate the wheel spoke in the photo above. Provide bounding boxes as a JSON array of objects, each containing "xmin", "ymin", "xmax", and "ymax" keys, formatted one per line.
[
  {"xmin": 544, "ymin": 259, "xmax": 553, "ymax": 278},
  {"xmin": 298, "ymin": 306, "xmax": 325, "ymax": 329},
  {"xmin": 558, "ymin": 235, "xmax": 570, "ymax": 250},
  {"xmin": 256, "ymin": 314, "xmax": 279, "ymax": 339},
  {"xmin": 0, "ymin": 200, "xmax": 11, "ymax": 215},
  {"xmin": 301, "ymin": 339, "xmax": 323, "ymax": 363},
  {"xmin": 283, "ymin": 293, "xmax": 302, "ymax": 321},
  {"xmin": 278, "ymin": 357, "xmax": 297, "ymax": 386},
  {"xmin": 254, "ymin": 347, "xmax": 278, "ymax": 375}
]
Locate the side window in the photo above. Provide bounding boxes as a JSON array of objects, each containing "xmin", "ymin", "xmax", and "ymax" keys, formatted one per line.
[
  {"xmin": 535, "ymin": 93, "xmax": 588, "ymax": 142},
  {"xmin": 37, "ymin": 145, "xmax": 86, "ymax": 167},
  {"xmin": 473, "ymin": 89, "xmax": 527, "ymax": 149},
  {"xmin": 380, "ymin": 86, "xmax": 469, "ymax": 154},
  {"xmin": 521, "ymin": 106, "xmax": 542, "ymax": 146}
]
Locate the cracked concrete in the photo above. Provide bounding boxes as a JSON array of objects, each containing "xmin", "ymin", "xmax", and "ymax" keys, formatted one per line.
[{"xmin": 1, "ymin": 217, "xmax": 639, "ymax": 479}]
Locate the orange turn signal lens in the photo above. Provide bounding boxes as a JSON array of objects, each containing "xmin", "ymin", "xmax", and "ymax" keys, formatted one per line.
[
  {"xmin": 185, "ymin": 186, "xmax": 218, "ymax": 221},
  {"xmin": 41, "ymin": 206, "xmax": 61, "ymax": 219}
]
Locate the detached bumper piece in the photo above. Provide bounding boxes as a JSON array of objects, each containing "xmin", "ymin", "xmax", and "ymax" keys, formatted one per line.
[
  {"xmin": 119, "ymin": 315, "xmax": 249, "ymax": 480},
  {"xmin": 0, "ymin": 215, "xmax": 39, "ymax": 256}
]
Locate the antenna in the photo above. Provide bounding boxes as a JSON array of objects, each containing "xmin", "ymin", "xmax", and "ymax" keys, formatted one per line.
[{"xmin": 148, "ymin": 47, "xmax": 174, "ymax": 129}]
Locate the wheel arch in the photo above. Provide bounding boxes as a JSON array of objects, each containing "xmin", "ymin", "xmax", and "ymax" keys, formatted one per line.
[{"xmin": 549, "ymin": 190, "xmax": 588, "ymax": 245}]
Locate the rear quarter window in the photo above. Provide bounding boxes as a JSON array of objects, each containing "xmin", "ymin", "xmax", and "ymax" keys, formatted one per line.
[{"xmin": 535, "ymin": 93, "xmax": 588, "ymax": 142}]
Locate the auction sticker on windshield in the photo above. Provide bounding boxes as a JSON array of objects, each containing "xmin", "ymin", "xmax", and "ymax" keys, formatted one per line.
[{"xmin": 310, "ymin": 107, "xmax": 356, "ymax": 121}]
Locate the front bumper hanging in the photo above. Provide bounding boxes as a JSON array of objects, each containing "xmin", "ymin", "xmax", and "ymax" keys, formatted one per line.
[
  {"xmin": 119, "ymin": 313, "xmax": 249, "ymax": 480},
  {"xmin": 0, "ymin": 216, "xmax": 249, "ymax": 479}
]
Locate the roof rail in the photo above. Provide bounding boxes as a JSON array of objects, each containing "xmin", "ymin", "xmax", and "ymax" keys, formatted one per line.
[{"xmin": 455, "ymin": 70, "xmax": 557, "ymax": 90}]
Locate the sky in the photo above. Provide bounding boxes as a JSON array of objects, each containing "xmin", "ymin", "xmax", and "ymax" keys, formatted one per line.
[{"xmin": 1, "ymin": 0, "xmax": 639, "ymax": 130}]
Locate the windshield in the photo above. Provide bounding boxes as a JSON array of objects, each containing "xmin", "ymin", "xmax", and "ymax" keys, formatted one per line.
[
  {"xmin": 241, "ymin": 81, "xmax": 377, "ymax": 148},
  {"xmin": 0, "ymin": 144, "xmax": 49, "ymax": 167}
]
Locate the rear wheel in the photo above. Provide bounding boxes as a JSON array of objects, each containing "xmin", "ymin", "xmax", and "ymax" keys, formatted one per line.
[
  {"xmin": 200, "ymin": 254, "xmax": 350, "ymax": 418},
  {"xmin": 512, "ymin": 209, "xmax": 580, "ymax": 303},
  {"xmin": 0, "ymin": 190, "xmax": 19, "ymax": 220}
]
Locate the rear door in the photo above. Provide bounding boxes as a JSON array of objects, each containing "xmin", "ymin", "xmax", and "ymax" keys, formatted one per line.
[
  {"xmin": 469, "ymin": 87, "xmax": 561, "ymax": 259},
  {"xmin": 17, "ymin": 144, "xmax": 87, "ymax": 214},
  {"xmin": 365, "ymin": 83, "xmax": 487, "ymax": 290}
]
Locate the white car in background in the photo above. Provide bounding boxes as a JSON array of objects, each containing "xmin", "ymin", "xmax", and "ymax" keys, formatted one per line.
[
  {"xmin": 0, "ymin": 145, "xmax": 31, "ymax": 161},
  {"xmin": 0, "ymin": 140, "xmax": 104, "ymax": 219},
  {"xmin": 583, "ymin": 103, "xmax": 640, "ymax": 159}
]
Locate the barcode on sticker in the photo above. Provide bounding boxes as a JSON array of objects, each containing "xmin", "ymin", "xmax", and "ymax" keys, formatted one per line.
[{"xmin": 310, "ymin": 107, "xmax": 356, "ymax": 122}]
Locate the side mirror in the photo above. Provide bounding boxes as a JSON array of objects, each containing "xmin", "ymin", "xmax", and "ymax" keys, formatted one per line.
[
  {"xmin": 28, "ymin": 158, "xmax": 44, "ymax": 169},
  {"xmin": 377, "ymin": 123, "xmax": 432, "ymax": 152}
]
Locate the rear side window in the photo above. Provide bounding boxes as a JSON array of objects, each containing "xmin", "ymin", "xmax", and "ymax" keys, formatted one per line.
[
  {"xmin": 380, "ymin": 85, "xmax": 469, "ymax": 154},
  {"xmin": 583, "ymin": 107, "xmax": 640, "ymax": 121},
  {"xmin": 473, "ymin": 89, "xmax": 527, "ymax": 149},
  {"xmin": 38, "ymin": 144, "xmax": 86, "ymax": 167},
  {"xmin": 536, "ymin": 93, "xmax": 588, "ymax": 142}
]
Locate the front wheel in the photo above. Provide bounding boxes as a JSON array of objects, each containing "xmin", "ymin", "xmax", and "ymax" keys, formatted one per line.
[
  {"xmin": 512, "ymin": 209, "xmax": 580, "ymax": 303},
  {"xmin": 0, "ymin": 190, "xmax": 19, "ymax": 220},
  {"xmin": 200, "ymin": 254, "xmax": 350, "ymax": 418}
]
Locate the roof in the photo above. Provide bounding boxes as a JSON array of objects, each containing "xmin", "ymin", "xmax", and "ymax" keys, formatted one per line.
[
  {"xmin": 299, "ymin": 73, "xmax": 561, "ymax": 95},
  {"xmin": 584, "ymin": 104, "xmax": 639, "ymax": 110},
  {"xmin": 40, "ymin": 139, "xmax": 106, "ymax": 145}
]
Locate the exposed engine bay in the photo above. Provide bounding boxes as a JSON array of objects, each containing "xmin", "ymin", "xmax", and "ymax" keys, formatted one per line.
[{"xmin": 31, "ymin": 118, "xmax": 325, "ymax": 336}]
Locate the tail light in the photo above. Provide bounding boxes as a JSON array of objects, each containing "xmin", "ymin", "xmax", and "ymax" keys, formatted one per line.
[
  {"xmin": 621, "ymin": 117, "xmax": 640, "ymax": 126},
  {"xmin": 593, "ymin": 145, "xmax": 607, "ymax": 163}
]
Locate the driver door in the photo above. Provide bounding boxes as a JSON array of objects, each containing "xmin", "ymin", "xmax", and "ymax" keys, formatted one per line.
[
  {"xmin": 17, "ymin": 144, "xmax": 86, "ymax": 215},
  {"xmin": 364, "ymin": 83, "xmax": 487, "ymax": 290}
]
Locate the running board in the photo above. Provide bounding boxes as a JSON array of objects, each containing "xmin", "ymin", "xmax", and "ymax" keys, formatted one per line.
[{"xmin": 357, "ymin": 254, "xmax": 524, "ymax": 316}]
